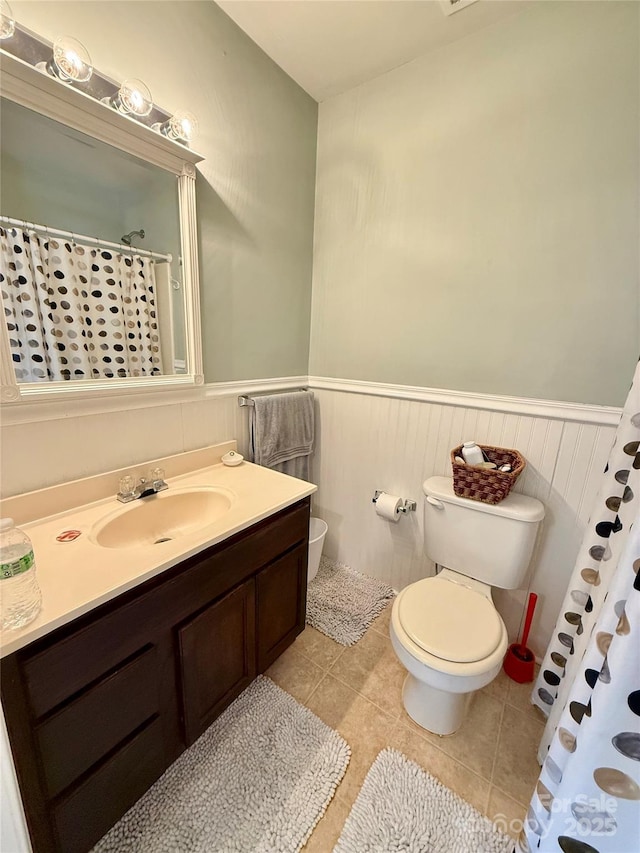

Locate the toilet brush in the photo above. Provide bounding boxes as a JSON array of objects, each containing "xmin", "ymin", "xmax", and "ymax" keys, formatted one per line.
[{"xmin": 503, "ymin": 592, "xmax": 537, "ymax": 683}]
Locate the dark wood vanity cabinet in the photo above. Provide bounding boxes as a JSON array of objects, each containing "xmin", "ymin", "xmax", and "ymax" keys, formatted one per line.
[
  {"xmin": 256, "ymin": 543, "xmax": 308, "ymax": 672},
  {"xmin": 179, "ymin": 578, "xmax": 257, "ymax": 745},
  {"xmin": 1, "ymin": 497, "xmax": 310, "ymax": 853}
]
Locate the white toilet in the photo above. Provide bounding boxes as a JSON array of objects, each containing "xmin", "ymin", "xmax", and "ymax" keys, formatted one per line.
[{"xmin": 390, "ymin": 475, "xmax": 544, "ymax": 736}]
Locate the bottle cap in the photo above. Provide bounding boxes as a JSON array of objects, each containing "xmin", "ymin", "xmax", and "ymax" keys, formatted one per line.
[
  {"xmin": 0, "ymin": 518, "xmax": 15, "ymax": 531},
  {"xmin": 463, "ymin": 442, "xmax": 476, "ymax": 448}
]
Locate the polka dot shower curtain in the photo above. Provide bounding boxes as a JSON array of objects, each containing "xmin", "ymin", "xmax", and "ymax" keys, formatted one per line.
[
  {"xmin": 521, "ymin": 361, "xmax": 639, "ymax": 852},
  {"xmin": 0, "ymin": 225, "xmax": 163, "ymax": 382}
]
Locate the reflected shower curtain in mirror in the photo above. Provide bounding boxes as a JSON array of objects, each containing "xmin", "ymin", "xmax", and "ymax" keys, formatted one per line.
[{"xmin": 0, "ymin": 225, "xmax": 163, "ymax": 382}]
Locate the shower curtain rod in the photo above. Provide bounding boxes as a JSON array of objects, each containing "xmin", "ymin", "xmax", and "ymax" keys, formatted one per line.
[{"xmin": 0, "ymin": 215, "xmax": 172, "ymax": 263}]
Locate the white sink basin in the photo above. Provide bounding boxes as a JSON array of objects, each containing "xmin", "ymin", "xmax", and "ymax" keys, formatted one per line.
[{"xmin": 90, "ymin": 487, "xmax": 235, "ymax": 549}]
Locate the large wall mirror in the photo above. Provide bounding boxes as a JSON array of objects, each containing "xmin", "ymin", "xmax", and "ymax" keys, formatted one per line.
[{"xmin": 0, "ymin": 51, "xmax": 204, "ymax": 403}]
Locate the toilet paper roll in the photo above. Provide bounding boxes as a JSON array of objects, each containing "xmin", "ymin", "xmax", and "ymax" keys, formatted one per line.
[{"xmin": 375, "ymin": 492, "xmax": 402, "ymax": 523}]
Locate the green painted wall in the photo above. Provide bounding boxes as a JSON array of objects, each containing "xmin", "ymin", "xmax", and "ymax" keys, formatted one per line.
[{"xmin": 310, "ymin": 2, "xmax": 639, "ymax": 406}]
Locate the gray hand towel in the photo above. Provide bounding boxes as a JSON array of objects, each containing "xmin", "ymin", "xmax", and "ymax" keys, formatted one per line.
[{"xmin": 249, "ymin": 390, "xmax": 315, "ymax": 481}]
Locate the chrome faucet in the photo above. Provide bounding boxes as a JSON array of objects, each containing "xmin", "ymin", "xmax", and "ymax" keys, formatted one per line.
[{"xmin": 117, "ymin": 468, "xmax": 168, "ymax": 503}]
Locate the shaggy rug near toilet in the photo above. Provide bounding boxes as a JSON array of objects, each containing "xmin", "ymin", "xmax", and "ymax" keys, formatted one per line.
[
  {"xmin": 306, "ymin": 556, "xmax": 396, "ymax": 645},
  {"xmin": 92, "ymin": 676, "xmax": 350, "ymax": 853},
  {"xmin": 334, "ymin": 749, "xmax": 513, "ymax": 853}
]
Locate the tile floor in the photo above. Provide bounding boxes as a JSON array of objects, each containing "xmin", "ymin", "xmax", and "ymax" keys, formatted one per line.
[{"xmin": 266, "ymin": 603, "xmax": 547, "ymax": 851}]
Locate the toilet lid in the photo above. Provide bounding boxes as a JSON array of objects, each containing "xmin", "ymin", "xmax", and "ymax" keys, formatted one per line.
[{"xmin": 397, "ymin": 577, "xmax": 503, "ymax": 663}]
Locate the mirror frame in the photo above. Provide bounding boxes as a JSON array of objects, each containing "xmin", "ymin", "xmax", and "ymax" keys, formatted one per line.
[{"xmin": 0, "ymin": 51, "xmax": 204, "ymax": 403}]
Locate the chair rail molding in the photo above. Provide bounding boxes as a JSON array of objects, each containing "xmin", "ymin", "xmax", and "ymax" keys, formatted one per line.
[
  {"xmin": 0, "ymin": 375, "xmax": 621, "ymax": 427},
  {"xmin": 307, "ymin": 376, "xmax": 622, "ymax": 427}
]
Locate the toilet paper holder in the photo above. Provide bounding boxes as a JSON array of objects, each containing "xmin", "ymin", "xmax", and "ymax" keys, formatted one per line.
[{"xmin": 372, "ymin": 491, "xmax": 417, "ymax": 513}]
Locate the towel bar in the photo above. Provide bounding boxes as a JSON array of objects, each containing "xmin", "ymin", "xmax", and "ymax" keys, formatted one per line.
[{"xmin": 238, "ymin": 388, "xmax": 308, "ymax": 407}]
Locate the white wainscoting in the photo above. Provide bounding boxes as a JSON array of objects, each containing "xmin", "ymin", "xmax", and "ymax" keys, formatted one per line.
[{"xmin": 308, "ymin": 379, "xmax": 619, "ymax": 659}]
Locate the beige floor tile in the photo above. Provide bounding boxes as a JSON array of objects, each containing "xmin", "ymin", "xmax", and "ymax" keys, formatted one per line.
[
  {"xmin": 306, "ymin": 674, "xmax": 397, "ymax": 803},
  {"xmin": 293, "ymin": 625, "xmax": 345, "ymax": 671},
  {"xmin": 265, "ymin": 646, "xmax": 324, "ymax": 704},
  {"xmin": 337, "ymin": 739, "xmax": 387, "ymax": 804},
  {"xmin": 306, "ymin": 674, "xmax": 396, "ymax": 744},
  {"xmin": 482, "ymin": 668, "xmax": 510, "ymax": 702},
  {"xmin": 389, "ymin": 722, "xmax": 490, "ymax": 815},
  {"xmin": 397, "ymin": 690, "xmax": 503, "ymax": 781},
  {"xmin": 506, "ymin": 669, "xmax": 547, "ymax": 723},
  {"xmin": 301, "ymin": 792, "xmax": 351, "ymax": 852},
  {"xmin": 329, "ymin": 628, "xmax": 405, "ymax": 718},
  {"xmin": 402, "ymin": 690, "xmax": 504, "ymax": 780},
  {"xmin": 493, "ymin": 704, "xmax": 544, "ymax": 806},
  {"xmin": 304, "ymin": 673, "xmax": 362, "ymax": 732},
  {"xmin": 368, "ymin": 601, "xmax": 393, "ymax": 637},
  {"xmin": 487, "ymin": 786, "xmax": 528, "ymax": 840}
]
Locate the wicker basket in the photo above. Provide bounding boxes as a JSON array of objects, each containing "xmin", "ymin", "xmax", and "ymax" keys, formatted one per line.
[{"xmin": 451, "ymin": 444, "xmax": 525, "ymax": 505}]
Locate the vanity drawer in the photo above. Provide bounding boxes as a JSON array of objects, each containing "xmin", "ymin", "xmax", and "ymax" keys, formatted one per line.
[
  {"xmin": 51, "ymin": 715, "xmax": 165, "ymax": 853},
  {"xmin": 21, "ymin": 594, "xmax": 164, "ymax": 719},
  {"xmin": 35, "ymin": 645, "xmax": 160, "ymax": 798}
]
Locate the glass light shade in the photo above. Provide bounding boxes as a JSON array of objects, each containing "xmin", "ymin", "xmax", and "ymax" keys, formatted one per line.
[
  {"xmin": 113, "ymin": 78, "xmax": 153, "ymax": 117},
  {"xmin": 51, "ymin": 36, "xmax": 93, "ymax": 83},
  {"xmin": 162, "ymin": 111, "xmax": 199, "ymax": 143},
  {"xmin": 0, "ymin": 1, "xmax": 15, "ymax": 39}
]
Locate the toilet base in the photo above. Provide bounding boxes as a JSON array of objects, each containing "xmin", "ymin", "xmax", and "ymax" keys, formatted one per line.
[{"xmin": 402, "ymin": 673, "xmax": 472, "ymax": 736}]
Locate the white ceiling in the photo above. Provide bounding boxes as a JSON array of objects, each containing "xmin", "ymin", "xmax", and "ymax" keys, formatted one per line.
[{"xmin": 216, "ymin": 0, "xmax": 533, "ymax": 102}]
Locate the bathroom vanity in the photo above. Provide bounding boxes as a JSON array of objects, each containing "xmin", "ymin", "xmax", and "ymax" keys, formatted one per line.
[{"xmin": 0, "ymin": 444, "xmax": 314, "ymax": 853}]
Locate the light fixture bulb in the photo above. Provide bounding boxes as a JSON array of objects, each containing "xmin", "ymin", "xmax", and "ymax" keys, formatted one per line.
[
  {"xmin": 154, "ymin": 110, "xmax": 198, "ymax": 144},
  {"xmin": 0, "ymin": 0, "xmax": 15, "ymax": 39},
  {"xmin": 110, "ymin": 78, "xmax": 153, "ymax": 117},
  {"xmin": 49, "ymin": 36, "xmax": 93, "ymax": 83}
]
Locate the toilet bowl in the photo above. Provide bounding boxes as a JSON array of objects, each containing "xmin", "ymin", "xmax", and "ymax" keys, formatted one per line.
[
  {"xmin": 389, "ymin": 475, "xmax": 544, "ymax": 736},
  {"xmin": 390, "ymin": 569, "xmax": 508, "ymax": 735}
]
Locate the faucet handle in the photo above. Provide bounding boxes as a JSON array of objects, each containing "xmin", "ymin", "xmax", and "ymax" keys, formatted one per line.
[
  {"xmin": 117, "ymin": 475, "xmax": 136, "ymax": 503},
  {"xmin": 119, "ymin": 475, "xmax": 135, "ymax": 496},
  {"xmin": 150, "ymin": 467, "xmax": 167, "ymax": 490}
]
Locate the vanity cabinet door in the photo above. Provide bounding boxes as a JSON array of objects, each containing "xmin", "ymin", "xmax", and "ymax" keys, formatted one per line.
[
  {"xmin": 178, "ymin": 578, "xmax": 256, "ymax": 745},
  {"xmin": 256, "ymin": 543, "xmax": 308, "ymax": 672}
]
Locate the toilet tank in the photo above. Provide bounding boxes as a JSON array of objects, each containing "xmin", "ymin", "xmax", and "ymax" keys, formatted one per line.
[{"xmin": 423, "ymin": 476, "xmax": 544, "ymax": 589}]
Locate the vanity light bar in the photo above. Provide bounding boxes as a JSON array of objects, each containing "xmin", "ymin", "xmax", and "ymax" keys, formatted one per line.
[{"xmin": 1, "ymin": 22, "xmax": 198, "ymax": 146}]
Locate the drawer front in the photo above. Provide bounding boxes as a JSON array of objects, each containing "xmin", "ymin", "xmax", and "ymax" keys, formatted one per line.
[
  {"xmin": 52, "ymin": 716, "xmax": 165, "ymax": 853},
  {"xmin": 36, "ymin": 645, "xmax": 159, "ymax": 798},
  {"xmin": 22, "ymin": 592, "xmax": 165, "ymax": 719}
]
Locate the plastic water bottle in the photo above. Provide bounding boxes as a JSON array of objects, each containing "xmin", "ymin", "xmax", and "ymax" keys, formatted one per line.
[
  {"xmin": 461, "ymin": 441, "xmax": 484, "ymax": 466},
  {"xmin": 0, "ymin": 518, "xmax": 42, "ymax": 630}
]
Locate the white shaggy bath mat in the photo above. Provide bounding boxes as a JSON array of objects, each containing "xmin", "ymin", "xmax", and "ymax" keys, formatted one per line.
[
  {"xmin": 93, "ymin": 676, "xmax": 350, "ymax": 853},
  {"xmin": 334, "ymin": 749, "xmax": 512, "ymax": 853},
  {"xmin": 306, "ymin": 556, "xmax": 396, "ymax": 645}
]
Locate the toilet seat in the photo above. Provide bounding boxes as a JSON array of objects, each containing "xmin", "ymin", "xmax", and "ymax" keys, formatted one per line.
[{"xmin": 397, "ymin": 576, "xmax": 503, "ymax": 664}]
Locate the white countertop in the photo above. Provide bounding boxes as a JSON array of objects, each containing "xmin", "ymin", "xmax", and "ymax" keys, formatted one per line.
[{"xmin": 0, "ymin": 456, "xmax": 316, "ymax": 658}]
